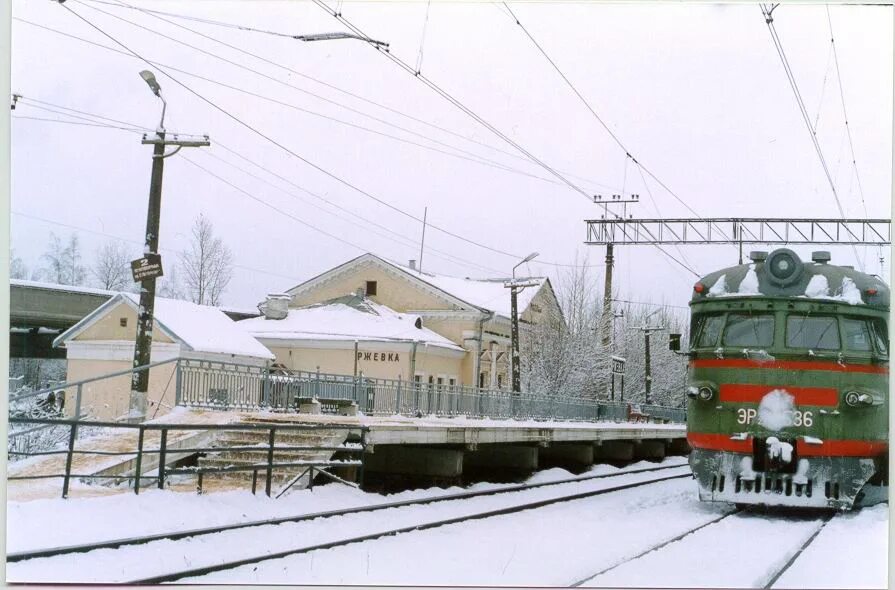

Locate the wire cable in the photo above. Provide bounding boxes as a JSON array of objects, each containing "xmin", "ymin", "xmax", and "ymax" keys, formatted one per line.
[
  {"xmin": 77, "ymin": 0, "xmax": 621, "ymax": 194},
  {"xmin": 760, "ymin": 4, "xmax": 863, "ymax": 271},
  {"xmin": 49, "ymin": 4, "xmax": 608, "ymax": 270},
  {"xmin": 312, "ymin": 0, "xmax": 599, "ymax": 204}
]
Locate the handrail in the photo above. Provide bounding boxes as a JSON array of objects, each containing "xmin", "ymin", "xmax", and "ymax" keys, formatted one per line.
[
  {"xmin": 9, "ymin": 357, "xmax": 181, "ymax": 402},
  {"xmin": 8, "ymin": 417, "xmax": 368, "ymax": 432}
]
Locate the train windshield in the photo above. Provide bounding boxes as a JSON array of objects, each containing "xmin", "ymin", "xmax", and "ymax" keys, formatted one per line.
[
  {"xmin": 722, "ymin": 314, "xmax": 774, "ymax": 347},
  {"xmin": 870, "ymin": 318, "xmax": 888, "ymax": 355},
  {"xmin": 693, "ymin": 314, "xmax": 724, "ymax": 348},
  {"xmin": 841, "ymin": 318, "xmax": 873, "ymax": 352},
  {"xmin": 786, "ymin": 316, "xmax": 840, "ymax": 350}
]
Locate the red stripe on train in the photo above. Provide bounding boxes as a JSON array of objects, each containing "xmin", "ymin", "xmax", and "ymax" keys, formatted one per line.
[
  {"xmin": 690, "ymin": 358, "xmax": 888, "ymax": 374},
  {"xmin": 687, "ymin": 432, "xmax": 753, "ymax": 453},
  {"xmin": 718, "ymin": 384, "xmax": 838, "ymax": 406},
  {"xmin": 689, "ymin": 432, "xmax": 888, "ymax": 457},
  {"xmin": 797, "ymin": 439, "xmax": 888, "ymax": 457}
]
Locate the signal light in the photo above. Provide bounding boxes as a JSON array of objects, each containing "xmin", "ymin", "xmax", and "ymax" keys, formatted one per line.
[
  {"xmin": 694, "ymin": 282, "xmax": 705, "ymax": 293},
  {"xmin": 866, "ymin": 288, "xmax": 878, "ymax": 295},
  {"xmin": 698, "ymin": 386, "xmax": 714, "ymax": 401}
]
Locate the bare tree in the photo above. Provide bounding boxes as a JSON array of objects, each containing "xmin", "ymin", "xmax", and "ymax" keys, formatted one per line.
[
  {"xmin": 179, "ymin": 214, "xmax": 233, "ymax": 306},
  {"xmin": 157, "ymin": 264, "xmax": 187, "ymax": 300},
  {"xmin": 92, "ymin": 241, "xmax": 132, "ymax": 291},
  {"xmin": 10, "ymin": 249, "xmax": 29, "ymax": 280},
  {"xmin": 39, "ymin": 232, "xmax": 86, "ymax": 285}
]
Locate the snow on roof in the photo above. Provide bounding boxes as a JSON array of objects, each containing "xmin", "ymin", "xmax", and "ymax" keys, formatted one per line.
[
  {"xmin": 56, "ymin": 294, "xmax": 274, "ymax": 360},
  {"xmin": 400, "ymin": 267, "xmax": 546, "ymax": 318},
  {"xmin": 238, "ymin": 296, "xmax": 463, "ymax": 351},
  {"xmin": 11, "ymin": 279, "xmax": 117, "ymax": 297}
]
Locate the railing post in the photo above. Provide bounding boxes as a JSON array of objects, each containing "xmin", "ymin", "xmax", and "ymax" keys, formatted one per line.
[
  {"xmin": 265, "ymin": 427, "xmax": 276, "ymax": 497},
  {"xmin": 314, "ymin": 367, "xmax": 320, "ymax": 399},
  {"xmin": 252, "ymin": 468, "xmax": 259, "ymax": 495},
  {"xmin": 61, "ymin": 422, "xmax": 78, "ymax": 499},
  {"xmin": 197, "ymin": 471, "xmax": 203, "ymax": 495},
  {"xmin": 134, "ymin": 426, "xmax": 145, "ymax": 495},
  {"xmin": 157, "ymin": 428, "xmax": 168, "ymax": 490},
  {"xmin": 395, "ymin": 377, "xmax": 402, "ymax": 415},
  {"xmin": 175, "ymin": 360, "xmax": 183, "ymax": 406},
  {"xmin": 73, "ymin": 384, "xmax": 83, "ymax": 440},
  {"xmin": 262, "ymin": 363, "xmax": 271, "ymax": 408},
  {"xmin": 309, "ymin": 467, "xmax": 314, "ymax": 492}
]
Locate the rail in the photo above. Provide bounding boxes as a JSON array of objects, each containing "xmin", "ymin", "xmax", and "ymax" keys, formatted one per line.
[
  {"xmin": 7, "ymin": 417, "xmax": 368, "ymax": 499},
  {"xmin": 175, "ymin": 359, "xmax": 687, "ymax": 423}
]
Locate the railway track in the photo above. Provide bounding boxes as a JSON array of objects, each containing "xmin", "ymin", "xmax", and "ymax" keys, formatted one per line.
[
  {"xmin": 8, "ymin": 464, "xmax": 691, "ymax": 584},
  {"xmin": 571, "ymin": 507, "xmax": 837, "ymax": 588}
]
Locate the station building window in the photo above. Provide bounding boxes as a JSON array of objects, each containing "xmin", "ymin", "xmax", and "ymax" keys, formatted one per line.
[{"xmin": 365, "ymin": 281, "xmax": 377, "ymax": 296}]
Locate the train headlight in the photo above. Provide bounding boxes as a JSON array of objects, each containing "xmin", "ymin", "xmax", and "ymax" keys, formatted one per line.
[
  {"xmin": 698, "ymin": 386, "xmax": 714, "ymax": 401},
  {"xmin": 844, "ymin": 391, "xmax": 874, "ymax": 407}
]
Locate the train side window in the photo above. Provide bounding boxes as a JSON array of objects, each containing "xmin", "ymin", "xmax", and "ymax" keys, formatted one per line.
[
  {"xmin": 870, "ymin": 318, "xmax": 888, "ymax": 356},
  {"xmin": 786, "ymin": 316, "xmax": 840, "ymax": 350},
  {"xmin": 695, "ymin": 315, "xmax": 724, "ymax": 348},
  {"xmin": 841, "ymin": 318, "xmax": 873, "ymax": 352},
  {"xmin": 722, "ymin": 314, "xmax": 774, "ymax": 347}
]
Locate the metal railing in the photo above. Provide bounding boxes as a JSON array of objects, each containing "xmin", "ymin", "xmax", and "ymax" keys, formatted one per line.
[
  {"xmin": 175, "ymin": 359, "xmax": 687, "ymax": 423},
  {"xmin": 8, "ymin": 417, "xmax": 368, "ymax": 499}
]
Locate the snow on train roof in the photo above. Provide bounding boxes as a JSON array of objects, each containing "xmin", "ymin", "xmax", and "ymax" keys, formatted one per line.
[{"xmin": 693, "ymin": 250, "xmax": 889, "ymax": 307}]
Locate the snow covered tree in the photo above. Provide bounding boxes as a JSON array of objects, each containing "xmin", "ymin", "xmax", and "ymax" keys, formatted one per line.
[
  {"xmin": 39, "ymin": 232, "xmax": 86, "ymax": 285},
  {"xmin": 179, "ymin": 214, "xmax": 233, "ymax": 306},
  {"xmin": 91, "ymin": 241, "xmax": 132, "ymax": 291},
  {"xmin": 10, "ymin": 249, "xmax": 29, "ymax": 279}
]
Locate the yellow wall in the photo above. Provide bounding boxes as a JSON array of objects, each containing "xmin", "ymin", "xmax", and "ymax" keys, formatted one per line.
[
  {"xmin": 265, "ymin": 344, "xmax": 463, "ymax": 383},
  {"xmin": 290, "ymin": 265, "xmax": 459, "ymax": 312},
  {"xmin": 64, "ymin": 358, "xmax": 177, "ymax": 421},
  {"xmin": 76, "ymin": 301, "xmax": 174, "ymax": 343}
]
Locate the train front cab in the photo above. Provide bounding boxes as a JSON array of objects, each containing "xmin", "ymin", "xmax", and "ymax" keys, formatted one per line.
[{"xmin": 685, "ymin": 298, "xmax": 888, "ymax": 510}]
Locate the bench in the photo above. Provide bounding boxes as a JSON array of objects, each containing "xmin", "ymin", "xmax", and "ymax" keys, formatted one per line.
[{"xmin": 627, "ymin": 404, "xmax": 650, "ymax": 423}]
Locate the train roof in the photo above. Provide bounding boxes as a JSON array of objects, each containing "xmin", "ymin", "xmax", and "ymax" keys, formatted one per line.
[{"xmin": 691, "ymin": 248, "xmax": 889, "ymax": 309}]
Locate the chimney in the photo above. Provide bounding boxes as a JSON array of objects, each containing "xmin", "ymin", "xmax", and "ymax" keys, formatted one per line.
[
  {"xmin": 409, "ymin": 259, "xmax": 417, "ymax": 271},
  {"xmin": 259, "ymin": 293, "xmax": 290, "ymax": 320}
]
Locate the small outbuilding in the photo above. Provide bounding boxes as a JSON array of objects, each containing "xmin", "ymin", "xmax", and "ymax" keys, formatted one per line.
[{"xmin": 53, "ymin": 293, "xmax": 274, "ymax": 420}]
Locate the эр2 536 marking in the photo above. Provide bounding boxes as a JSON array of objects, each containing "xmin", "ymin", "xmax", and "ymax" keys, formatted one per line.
[{"xmin": 680, "ymin": 248, "xmax": 888, "ymax": 510}]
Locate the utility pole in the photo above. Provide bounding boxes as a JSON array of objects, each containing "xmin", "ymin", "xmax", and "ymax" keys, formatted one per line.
[
  {"xmin": 631, "ymin": 323, "xmax": 664, "ymax": 405},
  {"xmin": 128, "ymin": 71, "xmax": 209, "ymax": 421},
  {"xmin": 506, "ymin": 252, "xmax": 540, "ymax": 394},
  {"xmin": 418, "ymin": 206, "xmax": 427, "ymax": 273},
  {"xmin": 594, "ymin": 195, "xmax": 639, "ymax": 351}
]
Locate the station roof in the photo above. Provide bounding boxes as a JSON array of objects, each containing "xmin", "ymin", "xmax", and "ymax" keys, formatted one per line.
[
  {"xmin": 238, "ymin": 294, "xmax": 464, "ymax": 351},
  {"xmin": 54, "ymin": 293, "xmax": 275, "ymax": 360}
]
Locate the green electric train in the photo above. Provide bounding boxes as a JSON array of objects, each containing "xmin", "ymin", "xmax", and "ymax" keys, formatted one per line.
[{"xmin": 682, "ymin": 248, "xmax": 888, "ymax": 510}]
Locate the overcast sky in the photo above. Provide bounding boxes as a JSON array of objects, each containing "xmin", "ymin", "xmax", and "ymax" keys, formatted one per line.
[{"xmin": 10, "ymin": 1, "xmax": 893, "ymax": 312}]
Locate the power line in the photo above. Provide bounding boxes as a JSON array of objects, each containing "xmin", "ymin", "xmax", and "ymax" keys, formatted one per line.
[
  {"xmin": 76, "ymin": 0, "xmax": 609, "ymax": 194},
  {"xmin": 311, "ymin": 0, "xmax": 600, "ymax": 204},
  {"xmin": 499, "ymin": 1, "xmax": 716, "ymax": 226},
  {"xmin": 47, "ymin": 5, "xmax": 607, "ymax": 270},
  {"xmin": 759, "ymin": 4, "xmax": 863, "ymax": 271},
  {"xmin": 11, "ymin": 100, "xmax": 504, "ymax": 275},
  {"xmin": 11, "ymin": 114, "xmax": 146, "ymax": 133},
  {"xmin": 76, "ymin": 0, "xmax": 622, "ymax": 194}
]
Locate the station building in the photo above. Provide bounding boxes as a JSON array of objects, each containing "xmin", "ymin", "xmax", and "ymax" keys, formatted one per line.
[{"xmin": 247, "ymin": 253, "xmax": 562, "ymax": 389}]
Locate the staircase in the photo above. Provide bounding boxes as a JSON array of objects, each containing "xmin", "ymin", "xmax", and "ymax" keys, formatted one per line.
[{"xmin": 196, "ymin": 420, "xmax": 359, "ymax": 494}]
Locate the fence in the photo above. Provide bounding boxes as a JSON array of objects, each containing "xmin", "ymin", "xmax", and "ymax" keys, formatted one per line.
[
  {"xmin": 8, "ymin": 417, "xmax": 368, "ymax": 499},
  {"xmin": 176, "ymin": 359, "xmax": 687, "ymax": 423}
]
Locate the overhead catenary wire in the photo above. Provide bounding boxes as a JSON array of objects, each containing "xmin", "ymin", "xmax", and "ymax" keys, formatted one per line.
[
  {"xmin": 310, "ymin": 0, "xmax": 601, "ymax": 205},
  {"xmin": 759, "ymin": 3, "xmax": 863, "ymax": 271},
  {"xmin": 47, "ymin": 5, "xmax": 608, "ymax": 270},
  {"xmin": 75, "ymin": 0, "xmax": 622, "ymax": 194},
  {"xmin": 12, "ymin": 100, "xmax": 505, "ymax": 276},
  {"xmin": 74, "ymin": 0, "xmax": 619, "ymax": 196},
  {"xmin": 414, "ymin": 0, "xmax": 433, "ymax": 75}
]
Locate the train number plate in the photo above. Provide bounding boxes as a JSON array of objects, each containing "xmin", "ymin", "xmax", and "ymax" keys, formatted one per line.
[{"xmin": 736, "ymin": 408, "xmax": 813, "ymax": 427}]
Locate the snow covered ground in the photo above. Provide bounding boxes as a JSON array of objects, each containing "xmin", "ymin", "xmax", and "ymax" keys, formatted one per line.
[{"xmin": 6, "ymin": 456, "xmax": 887, "ymax": 588}]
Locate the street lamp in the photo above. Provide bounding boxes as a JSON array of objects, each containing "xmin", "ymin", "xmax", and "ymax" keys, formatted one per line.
[
  {"xmin": 507, "ymin": 252, "xmax": 539, "ymax": 395},
  {"xmin": 128, "ymin": 70, "xmax": 209, "ymax": 422},
  {"xmin": 293, "ymin": 31, "xmax": 389, "ymax": 49}
]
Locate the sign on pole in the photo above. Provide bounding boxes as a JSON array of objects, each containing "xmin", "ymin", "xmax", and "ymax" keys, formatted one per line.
[
  {"xmin": 611, "ymin": 356, "xmax": 626, "ymax": 375},
  {"xmin": 131, "ymin": 253, "xmax": 164, "ymax": 283}
]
